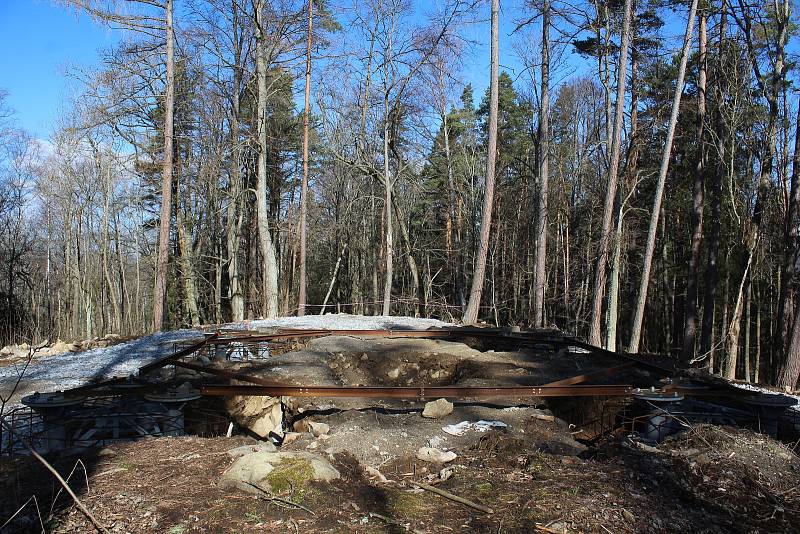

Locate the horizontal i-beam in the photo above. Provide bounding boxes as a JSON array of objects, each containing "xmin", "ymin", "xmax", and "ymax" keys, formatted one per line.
[{"xmin": 200, "ymin": 384, "xmax": 635, "ymax": 399}]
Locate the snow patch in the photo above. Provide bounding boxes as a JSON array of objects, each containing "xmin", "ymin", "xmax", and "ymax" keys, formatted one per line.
[{"xmin": 0, "ymin": 314, "xmax": 450, "ymax": 407}]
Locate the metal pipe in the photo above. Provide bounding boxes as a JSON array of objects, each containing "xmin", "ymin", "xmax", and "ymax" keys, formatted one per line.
[{"xmin": 200, "ymin": 384, "xmax": 635, "ymax": 398}]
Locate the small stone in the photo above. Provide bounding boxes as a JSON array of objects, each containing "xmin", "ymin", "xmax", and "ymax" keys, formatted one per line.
[
  {"xmin": 361, "ymin": 354, "xmax": 369, "ymax": 361},
  {"xmin": 365, "ymin": 466, "xmax": 388, "ymax": 482},
  {"xmin": 97, "ymin": 447, "xmax": 117, "ymax": 457},
  {"xmin": 308, "ymin": 422, "xmax": 330, "ymax": 437},
  {"xmin": 387, "ymin": 368, "xmax": 401, "ymax": 379},
  {"xmin": 417, "ymin": 447, "xmax": 457, "ymax": 463},
  {"xmin": 282, "ymin": 432, "xmax": 302, "ymax": 444},
  {"xmin": 422, "ymin": 398, "xmax": 453, "ymax": 419},
  {"xmin": 622, "ymin": 509, "xmax": 635, "ymax": 522}
]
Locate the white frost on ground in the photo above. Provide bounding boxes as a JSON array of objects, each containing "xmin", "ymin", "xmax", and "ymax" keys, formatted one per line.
[{"xmin": 0, "ymin": 314, "xmax": 450, "ymax": 405}]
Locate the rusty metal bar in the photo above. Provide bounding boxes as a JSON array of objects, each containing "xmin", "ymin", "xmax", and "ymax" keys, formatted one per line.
[
  {"xmin": 170, "ymin": 360, "xmax": 284, "ymax": 386},
  {"xmin": 542, "ymin": 362, "xmax": 638, "ymax": 387},
  {"xmin": 138, "ymin": 333, "xmax": 219, "ymax": 375},
  {"xmin": 200, "ymin": 384, "xmax": 635, "ymax": 399}
]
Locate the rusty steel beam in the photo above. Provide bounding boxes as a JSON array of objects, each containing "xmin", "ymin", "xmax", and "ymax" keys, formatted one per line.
[
  {"xmin": 138, "ymin": 333, "xmax": 218, "ymax": 375},
  {"xmin": 542, "ymin": 362, "xmax": 638, "ymax": 387},
  {"xmin": 200, "ymin": 384, "xmax": 636, "ymax": 399},
  {"xmin": 170, "ymin": 360, "xmax": 284, "ymax": 387}
]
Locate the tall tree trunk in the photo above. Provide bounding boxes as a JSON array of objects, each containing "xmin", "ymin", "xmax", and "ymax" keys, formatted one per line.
[
  {"xmin": 152, "ymin": 0, "xmax": 174, "ymax": 331},
  {"xmin": 176, "ymin": 204, "xmax": 200, "ymax": 327},
  {"xmin": 744, "ymin": 280, "xmax": 752, "ymax": 381},
  {"xmin": 781, "ymin": 291, "xmax": 800, "ymax": 389},
  {"xmin": 777, "ymin": 100, "xmax": 800, "ymax": 359},
  {"xmin": 101, "ymin": 160, "xmax": 121, "ymax": 333},
  {"xmin": 392, "ymin": 196, "xmax": 420, "ymax": 316},
  {"xmin": 226, "ymin": 115, "xmax": 244, "ymax": 321},
  {"xmin": 738, "ymin": 0, "xmax": 788, "ymax": 382},
  {"xmin": 463, "ymin": 0, "xmax": 499, "ymax": 324},
  {"xmin": 628, "ymin": 0, "xmax": 698, "ymax": 353},
  {"xmin": 442, "ymin": 110, "xmax": 465, "ymax": 311},
  {"xmin": 606, "ymin": 27, "xmax": 640, "ymax": 351},
  {"xmin": 588, "ymin": 0, "xmax": 633, "ymax": 346},
  {"xmin": 298, "ymin": 0, "xmax": 313, "ymax": 316},
  {"xmin": 226, "ymin": 0, "xmax": 245, "ymax": 322},
  {"xmin": 381, "ymin": 105, "xmax": 394, "ymax": 316},
  {"xmin": 755, "ymin": 288, "xmax": 762, "ymax": 383},
  {"xmin": 532, "ymin": 0, "xmax": 550, "ymax": 328},
  {"xmin": 700, "ymin": 0, "xmax": 727, "ymax": 360},
  {"xmin": 254, "ymin": 0, "xmax": 279, "ymax": 318},
  {"xmin": 683, "ymin": 7, "xmax": 707, "ymax": 361}
]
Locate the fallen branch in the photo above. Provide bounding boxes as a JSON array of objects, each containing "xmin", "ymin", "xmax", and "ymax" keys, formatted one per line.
[
  {"xmin": 0, "ymin": 419, "xmax": 108, "ymax": 533},
  {"xmin": 368, "ymin": 511, "xmax": 403, "ymax": 525},
  {"xmin": 535, "ymin": 524, "xmax": 566, "ymax": 533},
  {"xmin": 0, "ymin": 495, "xmax": 45, "ymax": 532},
  {"xmin": 412, "ymin": 481, "xmax": 493, "ymax": 514},
  {"xmin": 49, "ymin": 459, "xmax": 90, "ymax": 517},
  {"xmin": 245, "ymin": 482, "xmax": 315, "ymax": 515}
]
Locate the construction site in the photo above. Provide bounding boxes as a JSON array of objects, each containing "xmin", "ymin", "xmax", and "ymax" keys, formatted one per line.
[{"xmin": 1, "ymin": 316, "xmax": 798, "ymax": 533}]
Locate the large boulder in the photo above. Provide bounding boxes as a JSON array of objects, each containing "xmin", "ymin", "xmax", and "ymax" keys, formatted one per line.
[
  {"xmin": 226, "ymin": 441, "xmax": 277, "ymax": 460},
  {"xmin": 220, "ymin": 451, "xmax": 340, "ymax": 495},
  {"xmin": 225, "ymin": 393, "xmax": 284, "ymax": 439}
]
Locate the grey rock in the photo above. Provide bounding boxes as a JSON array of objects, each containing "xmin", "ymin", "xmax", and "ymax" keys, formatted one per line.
[
  {"xmin": 220, "ymin": 451, "xmax": 340, "ymax": 495},
  {"xmin": 421, "ymin": 398, "xmax": 453, "ymax": 419},
  {"xmin": 416, "ymin": 447, "xmax": 457, "ymax": 463},
  {"xmin": 226, "ymin": 441, "xmax": 278, "ymax": 459}
]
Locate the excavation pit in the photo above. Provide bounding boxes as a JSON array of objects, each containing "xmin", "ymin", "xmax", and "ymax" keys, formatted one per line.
[{"xmin": 209, "ymin": 333, "xmax": 659, "ymax": 458}]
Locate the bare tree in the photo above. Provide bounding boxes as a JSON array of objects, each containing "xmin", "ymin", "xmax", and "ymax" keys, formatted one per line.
[
  {"xmin": 628, "ymin": 0, "xmax": 699, "ymax": 353},
  {"xmin": 297, "ymin": 0, "xmax": 313, "ymax": 316},
  {"xmin": 683, "ymin": 5, "xmax": 708, "ymax": 362},
  {"xmin": 153, "ymin": 0, "xmax": 175, "ymax": 330},
  {"xmin": 253, "ymin": 0, "xmax": 280, "ymax": 318},
  {"xmin": 463, "ymin": 0, "xmax": 499, "ymax": 324},
  {"xmin": 532, "ymin": 0, "xmax": 551, "ymax": 328},
  {"xmin": 588, "ymin": 0, "xmax": 633, "ymax": 346}
]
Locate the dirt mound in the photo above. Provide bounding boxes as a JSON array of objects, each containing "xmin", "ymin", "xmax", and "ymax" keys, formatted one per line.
[{"xmin": 653, "ymin": 425, "xmax": 800, "ymax": 529}]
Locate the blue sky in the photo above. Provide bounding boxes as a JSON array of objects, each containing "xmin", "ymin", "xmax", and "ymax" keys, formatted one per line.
[
  {"xmin": 0, "ymin": 0, "xmax": 691, "ymax": 140},
  {"xmin": 0, "ymin": 0, "xmax": 120, "ymax": 137}
]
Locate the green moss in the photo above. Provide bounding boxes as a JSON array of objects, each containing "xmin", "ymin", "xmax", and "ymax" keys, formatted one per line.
[
  {"xmin": 266, "ymin": 458, "xmax": 315, "ymax": 495},
  {"xmin": 474, "ymin": 482, "xmax": 493, "ymax": 495},
  {"xmin": 386, "ymin": 490, "xmax": 432, "ymax": 517}
]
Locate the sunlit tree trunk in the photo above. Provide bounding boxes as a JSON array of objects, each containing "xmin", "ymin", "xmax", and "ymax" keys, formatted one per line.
[
  {"xmin": 628, "ymin": 0, "xmax": 698, "ymax": 353},
  {"xmin": 298, "ymin": 0, "xmax": 313, "ymax": 316},
  {"xmin": 588, "ymin": 0, "xmax": 633, "ymax": 346},
  {"xmin": 254, "ymin": 0, "xmax": 279, "ymax": 318},
  {"xmin": 532, "ymin": 0, "xmax": 550, "ymax": 328},
  {"xmin": 152, "ymin": 0, "xmax": 174, "ymax": 331},
  {"xmin": 463, "ymin": 0, "xmax": 499, "ymax": 324}
]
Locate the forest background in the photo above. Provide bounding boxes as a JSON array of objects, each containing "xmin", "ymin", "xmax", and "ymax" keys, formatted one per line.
[{"xmin": 1, "ymin": 0, "xmax": 799, "ymax": 388}]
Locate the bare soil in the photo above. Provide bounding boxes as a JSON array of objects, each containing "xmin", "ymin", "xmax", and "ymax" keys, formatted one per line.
[{"xmin": 1, "ymin": 423, "xmax": 797, "ymax": 533}]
